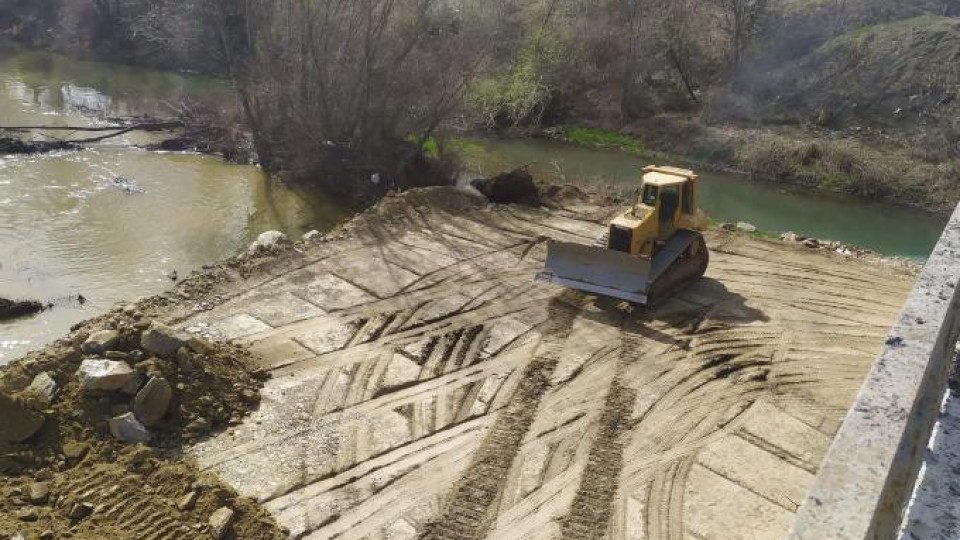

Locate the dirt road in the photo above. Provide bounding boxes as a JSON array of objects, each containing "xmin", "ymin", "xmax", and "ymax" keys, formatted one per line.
[{"xmin": 173, "ymin": 187, "xmax": 912, "ymax": 540}]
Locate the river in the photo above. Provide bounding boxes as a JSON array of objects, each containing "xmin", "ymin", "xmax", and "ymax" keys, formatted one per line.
[
  {"xmin": 459, "ymin": 137, "xmax": 948, "ymax": 261},
  {"xmin": 0, "ymin": 49, "xmax": 947, "ymax": 366},
  {"xmin": 0, "ymin": 49, "xmax": 349, "ymax": 364}
]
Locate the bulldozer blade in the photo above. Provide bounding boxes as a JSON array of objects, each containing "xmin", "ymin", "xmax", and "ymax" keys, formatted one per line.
[{"xmin": 536, "ymin": 241, "xmax": 653, "ymax": 304}]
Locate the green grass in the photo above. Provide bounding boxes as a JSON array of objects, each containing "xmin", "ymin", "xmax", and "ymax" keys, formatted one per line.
[{"xmin": 562, "ymin": 126, "xmax": 646, "ymax": 154}]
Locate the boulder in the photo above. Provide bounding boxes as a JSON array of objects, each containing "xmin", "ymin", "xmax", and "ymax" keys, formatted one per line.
[
  {"xmin": 140, "ymin": 322, "xmax": 188, "ymax": 358},
  {"xmin": 62, "ymin": 442, "xmax": 90, "ymax": 463},
  {"xmin": 719, "ymin": 222, "xmax": 736, "ymax": 232},
  {"xmin": 209, "ymin": 507, "xmax": 235, "ymax": 540},
  {"xmin": 68, "ymin": 502, "xmax": 93, "ymax": 520},
  {"xmin": 247, "ymin": 230, "xmax": 290, "ymax": 255},
  {"xmin": 134, "ymin": 377, "xmax": 173, "ymax": 427},
  {"xmin": 780, "ymin": 232, "xmax": 798, "ymax": 243},
  {"xmin": 736, "ymin": 222, "xmax": 758, "ymax": 233},
  {"xmin": 81, "ymin": 330, "xmax": 122, "ymax": 354},
  {"xmin": 76, "ymin": 359, "xmax": 136, "ymax": 392},
  {"xmin": 177, "ymin": 490, "xmax": 199, "ymax": 511},
  {"xmin": 302, "ymin": 229, "xmax": 322, "ymax": 242},
  {"xmin": 470, "ymin": 169, "xmax": 540, "ymax": 206},
  {"xmin": 109, "ymin": 413, "xmax": 151, "ymax": 444},
  {"xmin": 0, "ymin": 392, "xmax": 45, "ymax": 443},
  {"xmin": 803, "ymin": 238, "xmax": 820, "ymax": 248},
  {"xmin": 21, "ymin": 372, "xmax": 58, "ymax": 407},
  {"xmin": 27, "ymin": 482, "xmax": 49, "ymax": 504}
]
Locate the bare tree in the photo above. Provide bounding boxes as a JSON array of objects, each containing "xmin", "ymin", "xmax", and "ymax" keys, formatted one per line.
[
  {"xmin": 205, "ymin": 0, "xmax": 492, "ymax": 197},
  {"xmin": 710, "ymin": 0, "xmax": 769, "ymax": 67}
]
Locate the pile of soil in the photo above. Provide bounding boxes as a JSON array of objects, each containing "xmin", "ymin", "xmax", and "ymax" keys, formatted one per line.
[
  {"xmin": 0, "ymin": 304, "xmax": 285, "ymax": 540},
  {"xmin": 471, "ymin": 168, "xmax": 541, "ymax": 206}
]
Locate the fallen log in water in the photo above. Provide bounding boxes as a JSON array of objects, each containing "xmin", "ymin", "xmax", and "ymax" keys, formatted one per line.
[
  {"xmin": 0, "ymin": 138, "xmax": 80, "ymax": 154},
  {"xmin": 0, "ymin": 298, "xmax": 45, "ymax": 320},
  {"xmin": 0, "ymin": 120, "xmax": 183, "ymax": 155}
]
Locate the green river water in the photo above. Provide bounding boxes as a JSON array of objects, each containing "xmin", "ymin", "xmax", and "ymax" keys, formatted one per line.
[{"xmin": 0, "ymin": 49, "xmax": 947, "ymax": 364}]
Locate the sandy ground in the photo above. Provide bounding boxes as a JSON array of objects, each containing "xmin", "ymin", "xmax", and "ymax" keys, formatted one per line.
[{"xmin": 156, "ymin": 186, "xmax": 915, "ymax": 540}]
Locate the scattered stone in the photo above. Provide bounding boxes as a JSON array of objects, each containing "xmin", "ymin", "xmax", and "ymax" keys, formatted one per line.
[
  {"xmin": 470, "ymin": 168, "xmax": 540, "ymax": 206},
  {"xmin": 108, "ymin": 413, "xmax": 152, "ymax": 444},
  {"xmin": 803, "ymin": 238, "xmax": 820, "ymax": 248},
  {"xmin": 21, "ymin": 372, "xmax": 58, "ymax": 407},
  {"xmin": 134, "ymin": 376, "xmax": 173, "ymax": 427},
  {"xmin": 247, "ymin": 230, "xmax": 291, "ymax": 255},
  {"xmin": 17, "ymin": 508, "xmax": 39, "ymax": 521},
  {"xmin": 0, "ymin": 391, "xmax": 45, "ymax": 443},
  {"xmin": 81, "ymin": 330, "xmax": 122, "ymax": 354},
  {"xmin": 62, "ymin": 442, "xmax": 90, "ymax": 463},
  {"xmin": 110, "ymin": 404, "xmax": 131, "ymax": 417},
  {"xmin": 187, "ymin": 336, "xmax": 215, "ymax": 355},
  {"xmin": 140, "ymin": 322, "xmax": 188, "ymax": 358},
  {"xmin": 736, "ymin": 222, "xmax": 758, "ymax": 233},
  {"xmin": 780, "ymin": 231, "xmax": 798, "ymax": 243},
  {"xmin": 27, "ymin": 482, "xmax": 49, "ymax": 504},
  {"xmin": 68, "ymin": 502, "xmax": 93, "ymax": 520},
  {"xmin": 76, "ymin": 359, "xmax": 136, "ymax": 392},
  {"xmin": 120, "ymin": 372, "xmax": 146, "ymax": 395},
  {"xmin": 186, "ymin": 417, "xmax": 212, "ymax": 433},
  {"xmin": 177, "ymin": 490, "xmax": 199, "ymax": 511},
  {"xmin": 209, "ymin": 507, "xmax": 235, "ymax": 539}
]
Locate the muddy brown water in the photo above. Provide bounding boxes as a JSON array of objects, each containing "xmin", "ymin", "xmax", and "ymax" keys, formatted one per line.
[{"xmin": 0, "ymin": 49, "xmax": 349, "ymax": 364}]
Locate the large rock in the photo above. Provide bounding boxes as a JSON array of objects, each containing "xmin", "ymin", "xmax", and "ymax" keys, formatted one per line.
[
  {"xmin": 21, "ymin": 372, "xmax": 58, "ymax": 407},
  {"xmin": 0, "ymin": 392, "xmax": 45, "ymax": 443},
  {"xmin": 736, "ymin": 222, "xmax": 758, "ymax": 233},
  {"xmin": 209, "ymin": 507, "xmax": 235, "ymax": 539},
  {"xmin": 247, "ymin": 230, "xmax": 291, "ymax": 255},
  {"xmin": 134, "ymin": 376, "xmax": 173, "ymax": 427},
  {"xmin": 470, "ymin": 169, "xmax": 540, "ymax": 206},
  {"xmin": 76, "ymin": 359, "xmax": 136, "ymax": 392},
  {"xmin": 140, "ymin": 322, "xmax": 188, "ymax": 358},
  {"xmin": 81, "ymin": 330, "xmax": 122, "ymax": 354},
  {"xmin": 109, "ymin": 413, "xmax": 151, "ymax": 444}
]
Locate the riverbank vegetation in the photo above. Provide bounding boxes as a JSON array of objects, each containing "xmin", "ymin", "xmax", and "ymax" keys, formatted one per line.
[{"xmin": 1, "ymin": 0, "xmax": 958, "ymax": 210}]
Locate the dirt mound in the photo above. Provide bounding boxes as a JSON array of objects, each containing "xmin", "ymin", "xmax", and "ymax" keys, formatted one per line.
[
  {"xmin": 471, "ymin": 168, "xmax": 541, "ymax": 206},
  {"xmin": 0, "ymin": 304, "xmax": 284, "ymax": 539}
]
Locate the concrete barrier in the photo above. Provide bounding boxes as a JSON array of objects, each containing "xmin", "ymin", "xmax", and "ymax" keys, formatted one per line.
[{"xmin": 789, "ymin": 204, "xmax": 960, "ymax": 540}]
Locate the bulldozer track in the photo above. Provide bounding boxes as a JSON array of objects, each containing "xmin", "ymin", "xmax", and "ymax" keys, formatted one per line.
[
  {"xmin": 420, "ymin": 295, "xmax": 582, "ymax": 540},
  {"xmin": 180, "ymin": 188, "xmax": 914, "ymax": 540}
]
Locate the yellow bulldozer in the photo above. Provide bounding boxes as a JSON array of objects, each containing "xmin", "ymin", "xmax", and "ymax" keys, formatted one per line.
[{"xmin": 536, "ymin": 166, "xmax": 709, "ymax": 305}]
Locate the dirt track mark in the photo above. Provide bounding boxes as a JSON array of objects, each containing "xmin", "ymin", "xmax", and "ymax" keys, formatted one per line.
[
  {"xmin": 560, "ymin": 381, "xmax": 637, "ymax": 540},
  {"xmin": 420, "ymin": 295, "xmax": 581, "ymax": 540},
  {"xmin": 60, "ymin": 466, "xmax": 201, "ymax": 540}
]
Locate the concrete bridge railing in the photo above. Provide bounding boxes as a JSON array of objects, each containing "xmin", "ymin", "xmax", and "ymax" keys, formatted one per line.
[{"xmin": 789, "ymin": 203, "xmax": 960, "ymax": 540}]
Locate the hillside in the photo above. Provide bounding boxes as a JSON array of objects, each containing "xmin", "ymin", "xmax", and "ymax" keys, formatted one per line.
[{"xmin": 716, "ymin": 16, "xmax": 960, "ymax": 156}]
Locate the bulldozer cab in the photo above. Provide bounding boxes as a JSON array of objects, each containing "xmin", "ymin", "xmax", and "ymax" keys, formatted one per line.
[{"xmin": 635, "ymin": 167, "xmax": 698, "ymax": 241}]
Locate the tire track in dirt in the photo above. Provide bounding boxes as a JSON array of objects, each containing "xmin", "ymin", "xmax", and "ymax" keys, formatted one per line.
[{"xmin": 419, "ymin": 294, "xmax": 582, "ymax": 540}]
